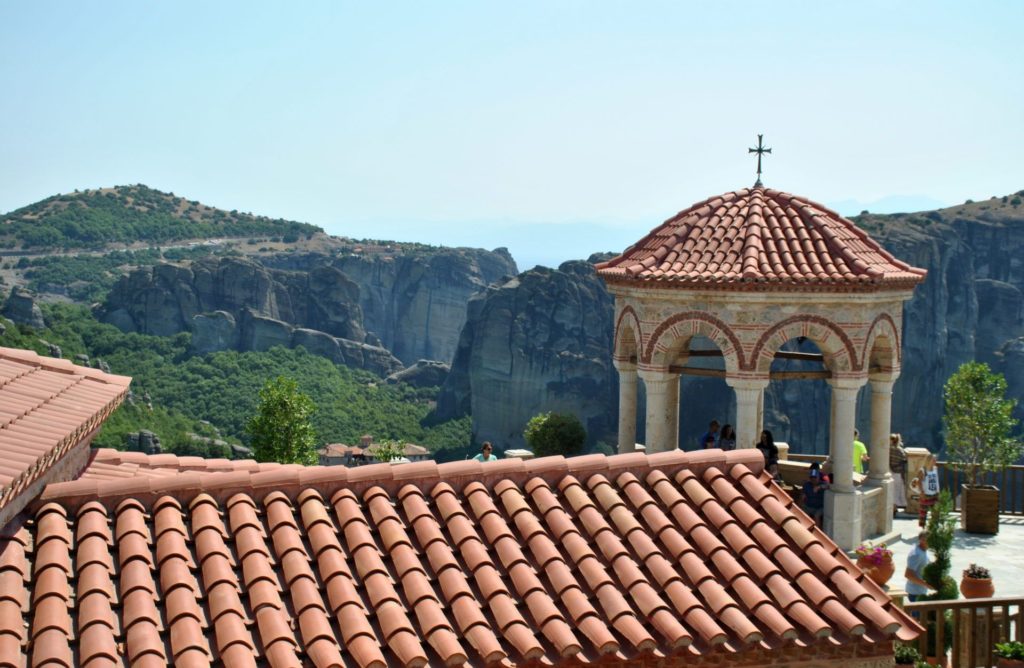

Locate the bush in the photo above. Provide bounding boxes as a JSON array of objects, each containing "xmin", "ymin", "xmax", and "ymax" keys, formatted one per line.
[
  {"xmin": 921, "ymin": 491, "xmax": 957, "ymax": 654},
  {"xmin": 246, "ymin": 376, "xmax": 318, "ymax": 465},
  {"xmin": 524, "ymin": 412, "xmax": 586, "ymax": 458},
  {"xmin": 894, "ymin": 643, "xmax": 922, "ymax": 665}
]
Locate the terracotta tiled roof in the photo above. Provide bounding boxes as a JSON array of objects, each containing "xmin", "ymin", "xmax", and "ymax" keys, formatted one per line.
[
  {"xmin": 0, "ymin": 348, "xmax": 129, "ymax": 524},
  {"xmin": 596, "ymin": 187, "xmax": 927, "ymax": 291},
  {"xmin": 78, "ymin": 448, "xmax": 290, "ymax": 481},
  {"xmin": 3, "ymin": 449, "xmax": 920, "ymax": 666}
]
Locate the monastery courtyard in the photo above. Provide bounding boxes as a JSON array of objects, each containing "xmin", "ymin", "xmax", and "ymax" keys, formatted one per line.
[{"xmin": 888, "ymin": 512, "xmax": 1024, "ymax": 597}]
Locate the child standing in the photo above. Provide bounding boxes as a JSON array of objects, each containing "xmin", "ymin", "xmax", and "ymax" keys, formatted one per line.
[{"xmin": 916, "ymin": 452, "xmax": 940, "ymax": 527}]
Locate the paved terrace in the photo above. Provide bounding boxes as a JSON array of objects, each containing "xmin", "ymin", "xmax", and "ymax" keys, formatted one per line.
[{"xmin": 886, "ymin": 513, "xmax": 1024, "ymax": 597}]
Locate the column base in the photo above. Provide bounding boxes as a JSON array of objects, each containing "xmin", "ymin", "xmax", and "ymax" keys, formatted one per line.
[{"xmin": 825, "ymin": 489, "xmax": 863, "ymax": 551}]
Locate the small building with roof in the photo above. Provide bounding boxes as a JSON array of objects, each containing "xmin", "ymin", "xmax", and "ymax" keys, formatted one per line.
[{"xmin": 596, "ymin": 175, "xmax": 926, "ymax": 549}]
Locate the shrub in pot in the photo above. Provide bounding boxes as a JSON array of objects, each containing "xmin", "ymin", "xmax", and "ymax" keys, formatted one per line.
[
  {"xmin": 921, "ymin": 492, "xmax": 957, "ymax": 659},
  {"xmin": 959, "ymin": 563, "xmax": 994, "ymax": 599},
  {"xmin": 943, "ymin": 362, "xmax": 1023, "ymax": 534},
  {"xmin": 895, "ymin": 643, "xmax": 922, "ymax": 665},
  {"xmin": 995, "ymin": 641, "xmax": 1024, "ymax": 668}
]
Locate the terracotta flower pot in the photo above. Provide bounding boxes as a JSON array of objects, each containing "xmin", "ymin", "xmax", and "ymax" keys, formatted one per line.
[
  {"xmin": 996, "ymin": 659, "xmax": 1024, "ymax": 668},
  {"xmin": 960, "ymin": 573, "xmax": 995, "ymax": 599},
  {"xmin": 857, "ymin": 556, "xmax": 895, "ymax": 587}
]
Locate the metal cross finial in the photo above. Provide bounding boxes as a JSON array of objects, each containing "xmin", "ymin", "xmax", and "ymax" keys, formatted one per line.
[{"xmin": 748, "ymin": 134, "xmax": 772, "ymax": 187}]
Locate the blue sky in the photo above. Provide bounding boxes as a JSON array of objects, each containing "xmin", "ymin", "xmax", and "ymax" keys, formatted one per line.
[{"xmin": 1, "ymin": 2, "xmax": 1021, "ymax": 269}]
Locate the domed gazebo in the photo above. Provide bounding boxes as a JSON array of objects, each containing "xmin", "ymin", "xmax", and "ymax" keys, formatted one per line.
[{"xmin": 596, "ymin": 184, "xmax": 926, "ymax": 548}]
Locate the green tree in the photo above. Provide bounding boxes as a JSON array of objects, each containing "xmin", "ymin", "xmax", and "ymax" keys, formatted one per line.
[
  {"xmin": 246, "ymin": 376, "xmax": 318, "ymax": 465},
  {"xmin": 943, "ymin": 362, "xmax": 1023, "ymax": 487},
  {"xmin": 524, "ymin": 412, "xmax": 586, "ymax": 458},
  {"xmin": 372, "ymin": 439, "xmax": 405, "ymax": 463}
]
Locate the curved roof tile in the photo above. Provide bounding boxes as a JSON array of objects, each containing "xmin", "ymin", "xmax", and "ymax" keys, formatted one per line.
[{"xmin": 6, "ymin": 449, "xmax": 922, "ymax": 666}]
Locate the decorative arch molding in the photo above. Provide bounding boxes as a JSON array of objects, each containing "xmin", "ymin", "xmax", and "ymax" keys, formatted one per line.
[
  {"xmin": 643, "ymin": 311, "xmax": 744, "ymax": 373},
  {"xmin": 614, "ymin": 305, "xmax": 643, "ymax": 359},
  {"xmin": 748, "ymin": 314, "xmax": 860, "ymax": 373},
  {"xmin": 863, "ymin": 312, "xmax": 902, "ymax": 369}
]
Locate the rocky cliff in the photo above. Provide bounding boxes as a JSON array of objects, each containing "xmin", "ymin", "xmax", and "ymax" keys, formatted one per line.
[
  {"xmin": 436, "ymin": 259, "xmax": 616, "ymax": 449},
  {"xmin": 260, "ymin": 247, "xmax": 517, "ymax": 365},
  {"xmin": 439, "ymin": 193, "xmax": 1024, "ymax": 453},
  {"xmin": 100, "ymin": 256, "xmax": 403, "ymax": 375}
]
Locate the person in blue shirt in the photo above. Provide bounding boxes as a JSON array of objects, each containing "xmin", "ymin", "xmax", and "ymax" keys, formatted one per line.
[
  {"xmin": 801, "ymin": 462, "xmax": 828, "ymax": 524},
  {"xmin": 700, "ymin": 420, "xmax": 720, "ymax": 449},
  {"xmin": 904, "ymin": 531, "xmax": 936, "ymax": 603},
  {"xmin": 473, "ymin": 441, "xmax": 498, "ymax": 462}
]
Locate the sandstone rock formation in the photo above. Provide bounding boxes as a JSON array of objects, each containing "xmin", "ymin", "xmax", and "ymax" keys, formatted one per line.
[
  {"xmin": 261, "ymin": 247, "xmax": 517, "ymax": 365},
  {"xmin": 386, "ymin": 360, "xmax": 450, "ymax": 388},
  {"xmin": 100, "ymin": 257, "xmax": 402, "ymax": 375},
  {"xmin": 436, "ymin": 260, "xmax": 616, "ymax": 449},
  {"xmin": 2, "ymin": 287, "xmax": 45, "ymax": 329}
]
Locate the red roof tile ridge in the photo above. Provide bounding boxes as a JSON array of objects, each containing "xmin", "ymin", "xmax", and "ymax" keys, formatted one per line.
[
  {"xmin": 39, "ymin": 448, "xmax": 767, "ymax": 516},
  {"xmin": 0, "ymin": 347, "xmax": 131, "ymax": 387}
]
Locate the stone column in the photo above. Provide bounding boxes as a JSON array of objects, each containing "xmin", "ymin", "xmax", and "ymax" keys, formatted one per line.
[
  {"xmin": 725, "ymin": 377, "xmax": 770, "ymax": 449},
  {"xmin": 756, "ymin": 386, "xmax": 766, "ymax": 437},
  {"xmin": 614, "ymin": 359, "xmax": 638, "ymax": 454},
  {"xmin": 638, "ymin": 368, "xmax": 678, "ymax": 453},
  {"xmin": 867, "ymin": 375, "xmax": 896, "ymax": 533},
  {"xmin": 826, "ymin": 376, "xmax": 868, "ymax": 550}
]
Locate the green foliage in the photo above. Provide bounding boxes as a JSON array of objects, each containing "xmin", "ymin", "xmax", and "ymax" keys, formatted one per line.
[
  {"xmin": 894, "ymin": 643, "xmax": 922, "ymax": 665},
  {"xmin": 0, "ymin": 304, "xmax": 470, "ymax": 454},
  {"xmin": 995, "ymin": 642, "xmax": 1024, "ymax": 660},
  {"xmin": 524, "ymin": 412, "xmax": 586, "ymax": 458},
  {"xmin": 246, "ymin": 377, "xmax": 318, "ymax": 465},
  {"xmin": 943, "ymin": 362, "xmax": 1022, "ymax": 487},
  {"xmin": 0, "ymin": 185, "xmax": 320, "ymax": 250},
  {"xmin": 921, "ymin": 490, "xmax": 957, "ymax": 655},
  {"xmin": 372, "ymin": 440, "xmax": 405, "ymax": 463}
]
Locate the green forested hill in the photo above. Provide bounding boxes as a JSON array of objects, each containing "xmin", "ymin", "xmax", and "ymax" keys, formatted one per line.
[
  {"xmin": 0, "ymin": 304, "xmax": 470, "ymax": 458},
  {"xmin": 0, "ymin": 184, "xmax": 321, "ymax": 249}
]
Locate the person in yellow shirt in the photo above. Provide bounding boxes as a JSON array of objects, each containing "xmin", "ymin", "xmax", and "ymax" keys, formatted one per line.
[{"xmin": 852, "ymin": 429, "xmax": 869, "ymax": 474}]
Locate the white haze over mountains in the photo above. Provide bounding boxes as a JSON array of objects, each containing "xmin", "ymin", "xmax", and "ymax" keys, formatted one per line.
[{"xmin": 334, "ymin": 193, "xmax": 954, "ymax": 272}]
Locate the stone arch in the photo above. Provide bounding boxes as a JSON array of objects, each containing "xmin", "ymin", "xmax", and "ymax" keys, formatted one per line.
[
  {"xmin": 748, "ymin": 314, "xmax": 860, "ymax": 374},
  {"xmin": 863, "ymin": 312, "xmax": 901, "ymax": 374},
  {"xmin": 643, "ymin": 311, "xmax": 744, "ymax": 374},
  {"xmin": 614, "ymin": 305, "xmax": 642, "ymax": 360}
]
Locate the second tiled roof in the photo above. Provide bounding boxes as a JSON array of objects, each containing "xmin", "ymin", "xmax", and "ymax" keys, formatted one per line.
[
  {"xmin": 596, "ymin": 187, "xmax": 926, "ymax": 291},
  {"xmin": 9, "ymin": 449, "xmax": 921, "ymax": 666}
]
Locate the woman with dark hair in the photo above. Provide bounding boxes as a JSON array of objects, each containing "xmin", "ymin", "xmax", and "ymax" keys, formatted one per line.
[
  {"xmin": 756, "ymin": 429, "xmax": 780, "ymax": 478},
  {"xmin": 718, "ymin": 424, "xmax": 736, "ymax": 451}
]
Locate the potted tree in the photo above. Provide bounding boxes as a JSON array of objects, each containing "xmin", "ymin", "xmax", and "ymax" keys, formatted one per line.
[
  {"xmin": 959, "ymin": 563, "xmax": 994, "ymax": 599},
  {"xmin": 943, "ymin": 362, "xmax": 1023, "ymax": 535},
  {"xmin": 995, "ymin": 642, "xmax": 1024, "ymax": 668}
]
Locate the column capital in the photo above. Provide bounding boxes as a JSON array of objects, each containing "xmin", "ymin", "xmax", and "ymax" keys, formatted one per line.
[
  {"xmin": 869, "ymin": 371, "xmax": 899, "ymax": 386},
  {"xmin": 637, "ymin": 367, "xmax": 677, "ymax": 383},
  {"xmin": 724, "ymin": 375, "xmax": 770, "ymax": 391},
  {"xmin": 827, "ymin": 375, "xmax": 868, "ymax": 392},
  {"xmin": 613, "ymin": 357, "xmax": 638, "ymax": 373}
]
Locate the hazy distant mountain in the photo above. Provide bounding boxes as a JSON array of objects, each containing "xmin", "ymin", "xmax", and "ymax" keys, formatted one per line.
[{"xmin": 0, "ymin": 184, "xmax": 320, "ymax": 249}]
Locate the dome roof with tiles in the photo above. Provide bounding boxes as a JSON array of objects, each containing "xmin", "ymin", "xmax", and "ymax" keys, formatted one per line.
[{"xmin": 596, "ymin": 186, "xmax": 926, "ymax": 292}]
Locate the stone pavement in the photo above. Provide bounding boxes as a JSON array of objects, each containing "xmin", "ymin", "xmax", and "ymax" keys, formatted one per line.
[{"xmin": 882, "ymin": 513, "xmax": 1024, "ymax": 597}]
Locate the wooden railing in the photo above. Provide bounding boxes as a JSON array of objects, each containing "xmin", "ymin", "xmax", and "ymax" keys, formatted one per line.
[
  {"xmin": 786, "ymin": 454, "xmax": 1024, "ymax": 516},
  {"xmin": 905, "ymin": 596, "xmax": 1024, "ymax": 668},
  {"xmin": 938, "ymin": 464, "xmax": 1024, "ymax": 516}
]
